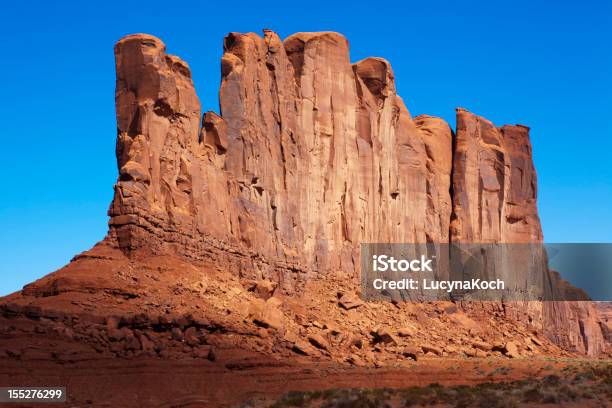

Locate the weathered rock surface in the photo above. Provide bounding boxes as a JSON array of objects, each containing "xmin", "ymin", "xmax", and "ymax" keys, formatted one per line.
[
  {"xmin": 107, "ymin": 31, "xmax": 454, "ymax": 290},
  {"xmin": 451, "ymin": 109, "xmax": 542, "ymax": 243},
  {"xmin": 450, "ymin": 109, "xmax": 605, "ymax": 356}
]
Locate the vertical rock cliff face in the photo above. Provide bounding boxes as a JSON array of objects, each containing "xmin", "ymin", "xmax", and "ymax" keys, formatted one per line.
[
  {"xmin": 109, "ymin": 31, "xmax": 452, "ymax": 289},
  {"xmin": 450, "ymin": 109, "xmax": 542, "ymax": 244},
  {"xmin": 449, "ymin": 109, "xmax": 604, "ymax": 356},
  {"xmin": 107, "ymin": 31, "xmax": 604, "ymax": 355}
]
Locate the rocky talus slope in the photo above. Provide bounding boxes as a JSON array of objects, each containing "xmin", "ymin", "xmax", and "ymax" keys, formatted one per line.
[{"xmin": 1, "ymin": 31, "xmax": 609, "ymax": 373}]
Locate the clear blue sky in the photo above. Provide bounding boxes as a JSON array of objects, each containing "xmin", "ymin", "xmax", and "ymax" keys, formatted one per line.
[{"xmin": 1, "ymin": 1, "xmax": 610, "ymax": 296}]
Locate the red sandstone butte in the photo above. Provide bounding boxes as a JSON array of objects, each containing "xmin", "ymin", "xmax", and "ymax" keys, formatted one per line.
[{"xmin": 0, "ymin": 31, "xmax": 608, "ymax": 384}]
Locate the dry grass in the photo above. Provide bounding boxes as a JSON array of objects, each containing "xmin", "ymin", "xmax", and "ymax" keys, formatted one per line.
[{"xmin": 261, "ymin": 362, "xmax": 611, "ymax": 408}]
